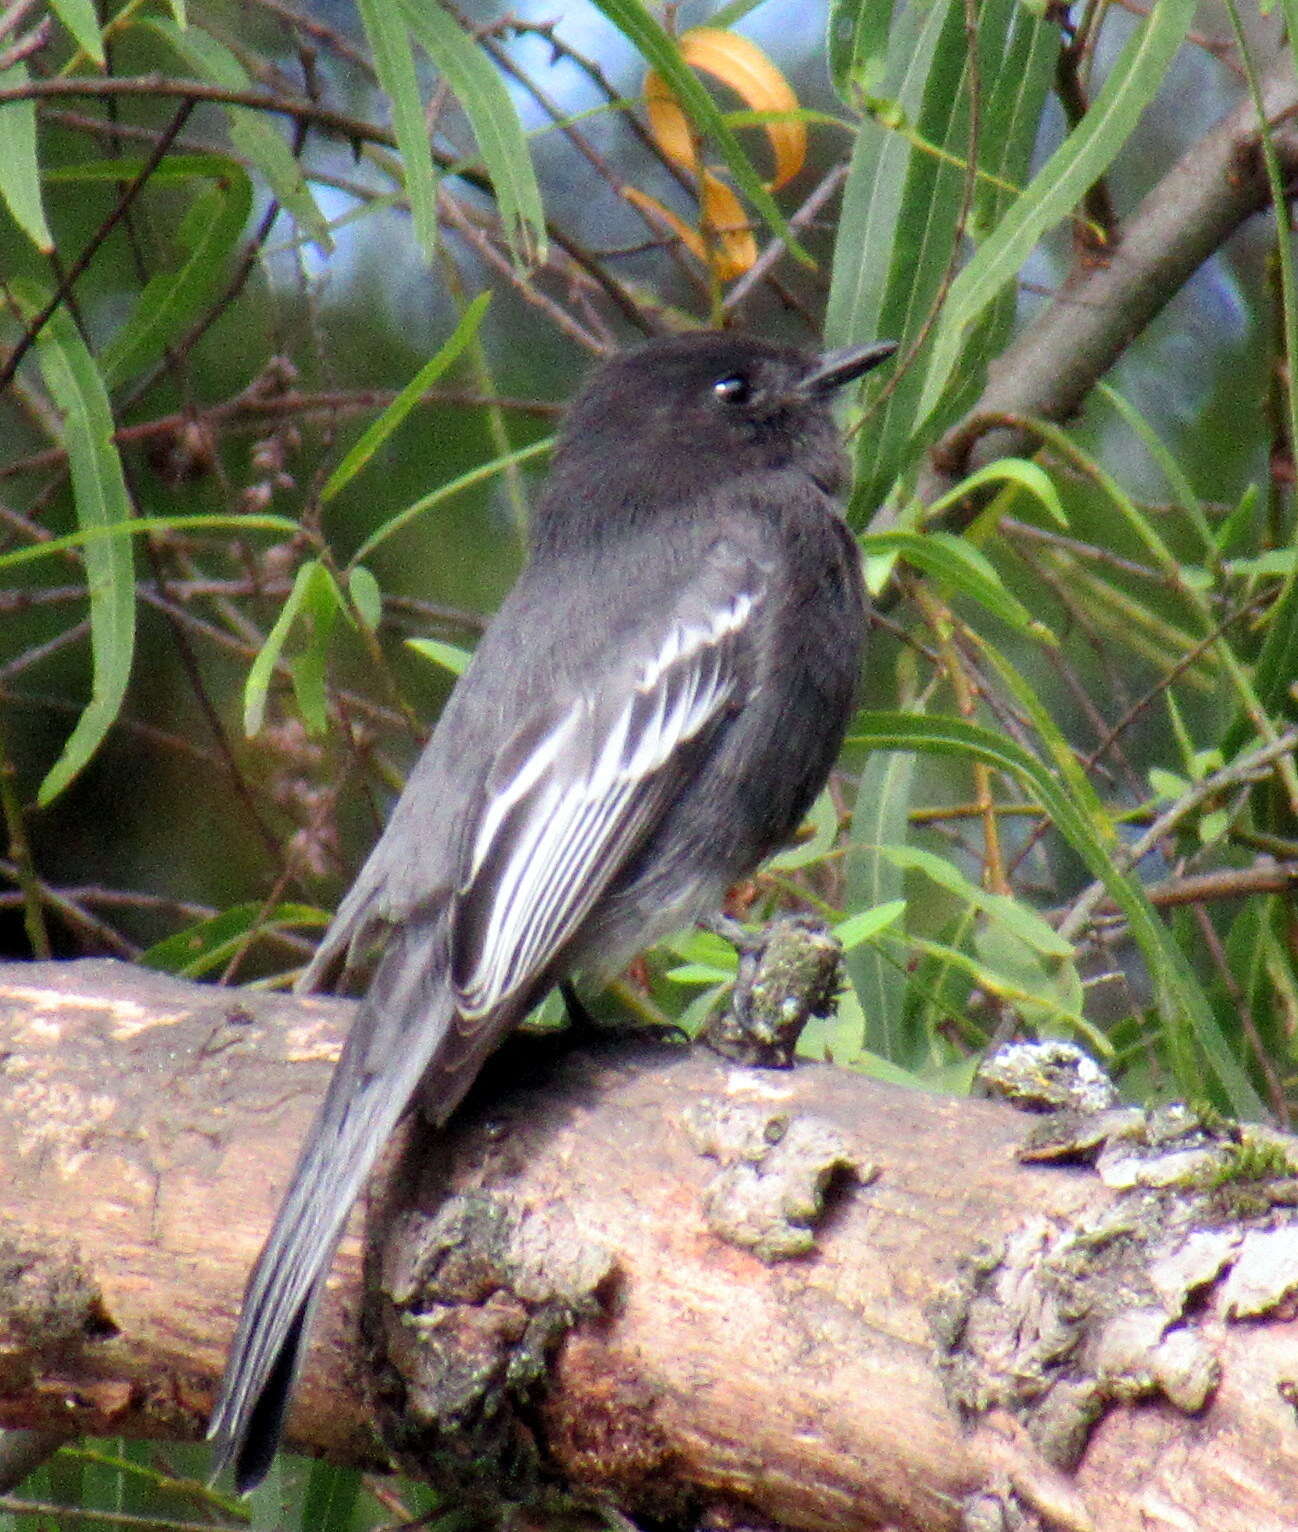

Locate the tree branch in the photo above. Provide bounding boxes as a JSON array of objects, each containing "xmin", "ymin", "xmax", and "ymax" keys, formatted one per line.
[
  {"xmin": 919, "ymin": 48, "xmax": 1298, "ymax": 505},
  {"xmin": 3, "ymin": 961, "xmax": 1298, "ymax": 1528}
]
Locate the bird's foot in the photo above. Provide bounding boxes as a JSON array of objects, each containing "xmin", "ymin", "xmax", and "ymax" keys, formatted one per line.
[{"xmin": 700, "ymin": 915, "xmax": 844, "ymax": 1068}]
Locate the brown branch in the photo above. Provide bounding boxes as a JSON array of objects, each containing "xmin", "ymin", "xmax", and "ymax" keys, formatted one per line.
[
  {"xmin": 3, "ymin": 961, "xmax": 1298, "ymax": 1530},
  {"xmin": 0, "ymin": 101, "xmax": 195, "ymax": 395},
  {"xmin": 0, "ymin": 73, "xmax": 398, "ymax": 151}
]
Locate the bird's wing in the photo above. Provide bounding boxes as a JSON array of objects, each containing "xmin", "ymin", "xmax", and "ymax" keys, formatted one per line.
[{"xmin": 449, "ymin": 548, "xmax": 766, "ymax": 1019}]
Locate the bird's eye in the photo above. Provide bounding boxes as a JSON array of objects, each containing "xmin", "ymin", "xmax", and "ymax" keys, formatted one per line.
[{"xmin": 713, "ymin": 373, "xmax": 751, "ymax": 405}]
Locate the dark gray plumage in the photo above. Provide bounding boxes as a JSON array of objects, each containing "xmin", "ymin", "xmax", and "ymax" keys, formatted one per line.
[{"xmin": 207, "ymin": 330, "xmax": 895, "ymax": 1491}]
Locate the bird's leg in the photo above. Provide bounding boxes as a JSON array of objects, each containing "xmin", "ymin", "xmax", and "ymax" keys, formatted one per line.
[
  {"xmin": 559, "ymin": 977, "xmax": 599, "ymax": 1034},
  {"xmin": 700, "ymin": 910, "xmax": 764, "ymax": 991}
]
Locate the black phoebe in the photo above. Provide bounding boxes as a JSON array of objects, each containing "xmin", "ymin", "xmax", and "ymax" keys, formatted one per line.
[{"xmin": 208, "ymin": 330, "xmax": 896, "ymax": 1490}]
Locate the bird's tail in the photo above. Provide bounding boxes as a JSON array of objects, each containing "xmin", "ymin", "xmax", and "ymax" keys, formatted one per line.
[{"xmin": 207, "ymin": 922, "xmax": 469, "ymax": 1492}]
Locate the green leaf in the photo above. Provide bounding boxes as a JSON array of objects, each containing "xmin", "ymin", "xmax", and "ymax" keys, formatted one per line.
[
  {"xmin": 833, "ymin": 900, "xmax": 906, "ymax": 951},
  {"xmin": 825, "ymin": 0, "xmax": 964, "ymax": 369},
  {"xmin": 299, "ymin": 1460, "xmax": 364, "ymax": 1532},
  {"xmin": 354, "ymin": 0, "xmax": 440, "ymax": 259},
  {"xmin": 406, "ymin": 636, "xmax": 472, "ymax": 676},
  {"xmin": 861, "ymin": 529, "xmax": 1053, "ymax": 639},
  {"xmin": 0, "ymin": 64, "xmax": 54, "ymax": 250},
  {"xmin": 844, "ymin": 747, "xmax": 916, "ymax": 1062},
  {"xmin": 973, "ymin": 917, "xmax": 1086, "ymax": 1035},
  {"xmin": 847, "ymin": 711, "xmax": 1267, "ymax": 1117},
  {"xmin": 876, "ymin": 842, "xmax": 1073, "ymax": 958},
  {"xmin": 968, "ymin": 629, "xmax": 1113, "ymax": 844},
  {"xmin": 927, "ymin": 457, "xmax": 1067, "ymax": 527},
  {"xmin": 1224, "ymin": 549, "xmax": 1296, "ymax": 580},
  {"xmin": 1198, "ymin": 808, "xmax": 1229, "ymax": 846},
  {"xmin": 826, "ymin": 0, "xmax": 891, "ymax": 102},
  {"xmin": 768, "ymin": 787, "xmax": 838, "ymax": 871},
  {"xmin": 588, "ymin": 0, "xmax": 809, "ymax": 261},
  {"xmin": 827, "ymin": 1, "xmax": 1058, "ymax": 515},
  {"xmin": 243, "ymin": 559, "xmax": 345, "ymax": 737},
  {"xmin": 1226, "ymin": 556, "xmax": 1298, "ymax": 753},
  {"xmin": 666, "ymin": 962, "xmax": 735, "ymax": 986},
  {"xmin": 1098, "ymin": 383, "xmax": 1214, "ymax": 556},
  {"xmin": 0, "ymin": 511, "xmax": 298, "ymax": 572},
  {"xmin": 663, "ymin": 928, "xmax": 737, "ymax": 970},
  {"xmin": 1213, "ymin": 482, "xmax": 1259, "ymax": 556},
  {"xmin": 290, "ymin": 564, "xmax": 345, "ymax": 735},
  {"xmin": 323, "ymin": 292, "xmax": 491, "ymax": 501},
  {"xmin": 396, "ymin": 0, "xmax": 546, "ymax": 268},
  {"xmin": 910, "ymin": 931, "xmax": 1099, "ymax": 1048},
  {"xmin": 348, "ymin": 565, "xmax": 383, "ymax": 631},
  {"xmin": 145, "ymin": 19, "xmax": 332, "ymax": 252},
  {"xmin": 10, "ymin": 282, "xmax": 136, "ymax": 804},
  {"xmin": 100, "ymin": 164, "xmax": 253, "ymax": 386},
  {"xmin": 916, "ymin": 0, "xmax": 1195, "ymax": 420},
  {"xmin": 140, "ymin": 902, "xmax": 328, "ymax": 977},
  {"xmin": 51, "ymin": 0, "xmax": 105, "ymax": 64},
  {"xmin": 349, "ymin": 436, "xmax": 551, "ymax": 565}
]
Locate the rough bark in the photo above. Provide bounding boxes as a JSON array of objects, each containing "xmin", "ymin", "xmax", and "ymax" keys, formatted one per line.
[{"xmin": 2, "ymin": 959, "xmax": 1298, "ymax": 1531}]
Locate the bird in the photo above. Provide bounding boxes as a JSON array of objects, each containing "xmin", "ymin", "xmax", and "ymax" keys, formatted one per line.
[{"xmin": 208, "ymin": 328, "xmax": 896, "ymax": 1491}]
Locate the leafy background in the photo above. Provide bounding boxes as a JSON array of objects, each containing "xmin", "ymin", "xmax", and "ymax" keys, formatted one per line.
[{"xmin": 1, "ymin": 0, "xmax": 1296, "ymax": 1525}]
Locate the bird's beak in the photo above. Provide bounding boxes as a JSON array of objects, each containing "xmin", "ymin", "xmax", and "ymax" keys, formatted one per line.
[{"xmin": 797, "ymin": 340, "xmax": 898, "ymax": 397}]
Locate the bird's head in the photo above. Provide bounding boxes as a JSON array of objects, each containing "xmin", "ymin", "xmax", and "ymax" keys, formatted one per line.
[{"xmin": 536, "ymin": 331, "xmax": 896, "ymax": 549}]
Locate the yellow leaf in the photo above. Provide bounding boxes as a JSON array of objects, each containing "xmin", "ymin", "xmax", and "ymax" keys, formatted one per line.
[
  {"xmin": 644, "ymin": 28, "xmax": 805, "ymax": 190},
  {"xmin": 635, "ymin": 28, "xmax": 802, "ymax": 282},
  {"xmin": 624, "ymin": 177, "xmax": 755, "ymax": 281}
]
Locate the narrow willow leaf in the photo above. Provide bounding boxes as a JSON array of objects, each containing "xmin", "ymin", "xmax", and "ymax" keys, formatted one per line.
[
  {"xmin": 141, "ymin": 902, "xmax": 328, "ymax": 977},
  {"xmin": 0, "ymin": 64, "xmax": 54, "ymax": 250},
  {"xmin": 861, "ymin": 529, "xmax": 1053, "ymax": 639},
  {"xmin": 876, "ymin": 842, "xmax": 1073, "ymax": 958},
  {"xmin": 588, "ymin": 0, "xmax": 808, "ymax": 261},
  {"xmin": 916, "ymin": 0, "xmax": 1195, "ymax": 419},
  {"xmin": 844, "ymin": 746, "xmax": 916, "ymax": 1061},
  {"xmin": 244, "ymin": 560, "xmax": 342, "ymax": 736},
  {"xmin": 299, "ymin": 1460, "xmax": 365, "ymax": 1532},
  {"xmin": 829, "ymin": 2, "xmax": 1057, "ymax": 515},
  {"xmin": 406, "ymin": 637, "xmax": 472, "ymax": 676},
  {"xmin": 1224, "ymin": 550, "xmax": 1297, "ymax": 580},
  {"xmin": 101, "ymin": 167, "xmax": 253, "ymax": 386},
  {"xmin": 911, "ymin": 932, "xmax": 1100, "ymax": 1049},
  {"xmin": 968, "ymin": 629, "xmax": 1112, "ymax": 842},
  {"xmin": 926, "ymin": 457, "xmax": 1067, "ymax": 527},
  {"xmin": 663, "ymin": 928, "xmax": 737, "ymax": 969},
  {"xmin": 1098, "ymin": 383, "xmax": 1213, "ymax": 556},
  {"xmin": 146, "ymin": 19, "xmax": 331, "ymax": 251},
  {"xmin": 50, "ymin": 0, "xmax": 105, "ymax": 64},
  {"xmin": 825, "ymin": 0, "xmax": 962, "ymax": 355},
  {"xmin": 1223, "ymin": 547, "xmax": 1298, "ymax": 755},
  {"xmin": 848, "ymin": 711, "xmax": 1266, "ymax": 1117},
  {"xmin": 9, "ymin": 283, "xmax": 135, "ymax": 804},
  {"xmin": 355, "ymin": 0, "xmax": 439, "ymax": 259},
  {"xmin": 769, "ymin": 787, "xmax": 837, "ymax": 871},
  {"xmin": 0, "ymin": 511, "xmax": 298, "ymax": 572},
  {"xmin": 974, "ymin": 919, "xmax": 1084, "ymax": 1030},
  {"xmin": 348, "ymin": 565, "xmax": 382, "ymax": 631},
  {"xmin": 826, "ymin": 0, "xmax": 891, "ymax": 102},
  {"xmin": 834, "ymin": 900, "xmax": 906, "ymax": 951},
  {"xmin": 290, "ymin": 563, "xmax": 346, "ymax": 736},
  {"xmin": 1213, "ymin": 483, "xmax": 1259, "ymax": 556},
  {"xmin": 665, "ymin": 962, "xmax": 735, "ymax": 985},
  {"xmin": 323, "ymin": 292, "xmax": 491, "ymax": 502},
  {"xmin": 349, "ymin": 436, "xmax": 551, "ymax": 565},
  {"xmin": 396, "ymin": 0, "xmax": 546, "ymax": 268}
]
